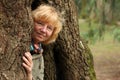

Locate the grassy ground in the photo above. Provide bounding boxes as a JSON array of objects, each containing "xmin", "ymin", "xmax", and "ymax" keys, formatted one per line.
[{"xmin": 79, "ymin": 20, "xmax": 120, "ymax": 80}]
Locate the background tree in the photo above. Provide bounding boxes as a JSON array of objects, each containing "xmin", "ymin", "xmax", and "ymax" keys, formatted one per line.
[{"xmin": 0, "ymin": 0, "xmax": 96, "ymax": 80}]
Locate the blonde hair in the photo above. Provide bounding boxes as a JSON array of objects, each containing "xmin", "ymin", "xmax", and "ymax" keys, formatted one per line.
[{"xmin": 32, "ymin": 4, "xmax": 63, "ymax": 44}]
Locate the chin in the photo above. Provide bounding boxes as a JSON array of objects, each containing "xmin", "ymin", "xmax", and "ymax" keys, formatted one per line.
[{"xmin": 37, "ymin": 38, "xmax": 44, "ymax": 42}]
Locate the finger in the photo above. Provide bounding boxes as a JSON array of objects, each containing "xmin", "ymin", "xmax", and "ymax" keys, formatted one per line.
[
  {"xmin": 22, "ymin": 63, "xmax": 32, "ymax": 73},
  {"xmin": 26, "ymin": 52, "xmax": 32, "ymax": 58},
  {"xmin": 24, "ymin": 52, "xmax": 32, "ymax": 63},
  {"xmin": 22, "ymin": 56, "xmax": 31, "ymax": 67},
  {"xmin": 25, "ymin": 52, "xmax": 32, "ymax": 59}
]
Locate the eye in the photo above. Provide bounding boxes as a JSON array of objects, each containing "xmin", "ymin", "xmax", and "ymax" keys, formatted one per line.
[
  {"xmin": 47, "ymin": 26, "xmax": 54, "ymax": 31},
  {"xmin": 35, "ymin": 21, "xmax": 45, "ymax": 27},
  {"xmin": 36, "ymin": 21, "xmax": 44, "ymax": 26}
]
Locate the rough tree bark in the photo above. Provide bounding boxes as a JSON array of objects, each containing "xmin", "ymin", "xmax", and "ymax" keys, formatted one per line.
[
  {"xmin": 0, "ymin": 0, "xmax": 96, "ymax": 80},
  {"xmin": 0, "ymin": 0, "xmax": 33, "ymax": 80}
]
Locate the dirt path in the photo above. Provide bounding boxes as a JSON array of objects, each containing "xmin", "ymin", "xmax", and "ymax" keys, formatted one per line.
[{"xmin": 93, "ymin": 52, "xmax": 120, "ymax": 80}]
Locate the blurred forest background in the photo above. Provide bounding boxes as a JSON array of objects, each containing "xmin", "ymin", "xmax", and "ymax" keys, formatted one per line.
[{"xmin": 75, "ymin": 0, "xmax": 120, "ymax": 80}]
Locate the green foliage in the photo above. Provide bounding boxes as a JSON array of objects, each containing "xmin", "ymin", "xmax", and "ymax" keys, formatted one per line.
[
  {"xmin": 75, "ymin": 0, "xmax": 96, "ymax": 18},
  {"xmin": 79, "ymin": 20, "xmax": 120, "ymax": 44},
  {"xmin": 113, "ymin": 0, "xmax": 120, "ymax": 21},
  {"xmin": 81, "ymin": 28, "xmax": 98, "ymax": 44},
  {"xmin": 75, "ymin": 0, "xmax": 120, "ymax": 23},
  {"xmin": 80, "ymin": 21, "xmax": 106, "ymax": 44},
  {"xmin": 112, "ymin": 27, "xmax": 120, "ymax": 42}
]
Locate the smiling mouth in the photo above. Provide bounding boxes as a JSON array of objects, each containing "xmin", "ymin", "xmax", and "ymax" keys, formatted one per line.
[{"xmin": 36, "ymin": 32, "xmax": 45, "ymax": 38}]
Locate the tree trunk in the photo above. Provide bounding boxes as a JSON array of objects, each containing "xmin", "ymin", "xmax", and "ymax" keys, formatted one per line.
[
  {"xmin": 0, "ymin": 0, "xmax": 96, "ymax": 80},
  {"xmin": 0, "ymin": 0, "xmax": 33, "ymax": 80}
]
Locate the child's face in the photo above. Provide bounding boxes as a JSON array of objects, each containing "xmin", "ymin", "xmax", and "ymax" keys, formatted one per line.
[{"xmin": 32, "ymin": 21, "xmax": 54, "ymax": 43}]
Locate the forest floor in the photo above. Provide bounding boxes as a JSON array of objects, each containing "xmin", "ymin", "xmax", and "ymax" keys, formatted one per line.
[{"xmin": 89, "ymin": 32, "xmax": 120, "ymax": 80}]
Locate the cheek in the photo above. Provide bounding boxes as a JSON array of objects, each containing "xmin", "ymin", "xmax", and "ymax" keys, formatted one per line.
[
  {"xmin": 48, "ymin": 31, "xmax": 53, "ymax": 37},
  {"xmin": 32, "ymin": 26, "xmax": 39, "ymax": 36},
  {"xmin": 46, "ymin": 32, "xmax": 53, "ymax": 40},
  {"xmin": 34, "ymin": 26, "xmax": 39, "ymax": 31}
]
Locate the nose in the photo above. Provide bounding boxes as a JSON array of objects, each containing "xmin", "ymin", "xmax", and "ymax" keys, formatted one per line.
[{"xmin": 41, "ymin": 25, "xmax": 47, "ymax": 32}]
